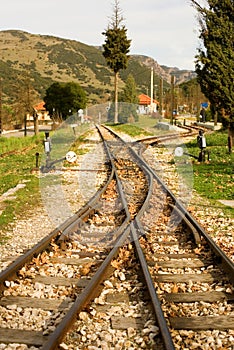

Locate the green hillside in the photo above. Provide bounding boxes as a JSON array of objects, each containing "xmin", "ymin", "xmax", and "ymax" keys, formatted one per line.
[{"xmin": 0, "ymin": 30, "xmax": 194, "ymax": 107}]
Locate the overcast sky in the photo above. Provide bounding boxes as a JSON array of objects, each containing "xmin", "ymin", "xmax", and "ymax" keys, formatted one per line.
[{"xmin": 0, "ymin": 0, "xmax": 200, "ymax": 70}]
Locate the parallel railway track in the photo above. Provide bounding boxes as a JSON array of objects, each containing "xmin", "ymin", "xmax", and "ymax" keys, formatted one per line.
[{"xmin": 0, "ymin": 124, "xmax": 233, "ymax": 349}]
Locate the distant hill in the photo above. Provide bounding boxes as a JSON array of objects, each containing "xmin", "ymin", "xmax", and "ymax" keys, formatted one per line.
[
  {"xmin": 0, "ymin": 30, "xmax": 196, "ymax": 105},
  {"xmin": 131, "ymin": 55, "xmax": 196, "ymax": 85}
]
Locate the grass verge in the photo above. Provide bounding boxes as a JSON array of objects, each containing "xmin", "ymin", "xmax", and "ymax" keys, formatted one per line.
[
  {"xmin": 0, "ymin": 134, "xmax": 44, "ymax": 238},
  {"xmin": 106, "ymin": 121, "xmax": 153, "ymax": 137},
  {"xmin": 0, "ymin": 128, "xmax": 96, "ymax": 239},
  {"xmin": 186, "ymin": 129, "xmax": 234, "ymax": 217}
]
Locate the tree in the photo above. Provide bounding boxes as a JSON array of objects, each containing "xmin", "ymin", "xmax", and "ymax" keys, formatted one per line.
[
  {"xmin": 102, "ymin": 0, "xmax": 131, "ymax": 123},
  {"xmin": 180, "ymin": 78, "xmax": 205, "ymax": 116},
  {"xmin": 119, "ymin": 74, "xmax": 139, "ymax": 104},
  {"xmin": 14, "ymin": 73, "xmax": 38, "ymax": 135},
  {"xmin": 44, "ymin": 82, "xmax": 87, "ymax": 121},
  {"xmin": 119, "ymin": 74, "xmax": 139, "ymax": 122},
  {"xmin": 190, "ymin": 0, "xmax": 234, "ymax": 151}
]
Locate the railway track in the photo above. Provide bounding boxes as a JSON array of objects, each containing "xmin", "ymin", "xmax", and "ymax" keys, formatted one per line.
[
  {"xmin": 133, "ymin": 123, "xmax": 196, "ymax": 146},
  {"xmin": 134, "ymin": 123, "xmax": 210, "ymax": 156},
  {"xmin": 101, "ymin": 125, "xmax": 234, "ymax": 347},
  {"xmin": 0, "ymin": 125, "xmax": 161, "ymax": 349},
  {"xmin": 0, "ymin": 124, "xmax": 233, "ymax": 349},
  {"xmin": 136, "ymin": 181, "xmax": 234, "ymax": 348}
]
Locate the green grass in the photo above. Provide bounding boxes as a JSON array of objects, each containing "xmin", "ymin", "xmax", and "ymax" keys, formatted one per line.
[
  {"xmin": 106, "ymin": 115, "xmax": 181, "ymax": 137},
  {"xmin": 186, "ymin": 130, "xmax": 234, "ymax": 216},
  {"xmin": 106, "ymin": 121, "xmax": 153, "ymax": 137},
  {"xmin": 134, "ymin": 114, "xmax": 171, "ymax": 135},
  {"xmin": 0, "ymin": 135, "xmax": 40, "ymax": 154},
  {"xmin": 135, "ymin": 114, "xmax": 159, "ymax": 130},
  {"xmin": 0, "ymin": 134, "xmax": 45, "ymax": 236},
  {"xmin": 0, "ymin": 127, "xmax": 96, "ymax": 238}
]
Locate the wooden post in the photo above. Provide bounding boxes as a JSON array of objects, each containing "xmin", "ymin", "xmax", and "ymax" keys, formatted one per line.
[
  {"xmin": 170, "ymin": 75, "xmax": 175, "ymax": 124},
  {"xmin": 24, "ymin": 114, "xmax": 27, "ymax": 137},
  {"xmin": 35, "ymin": 152, "xmax": 39, "ymax": 168},
  {"xmin": 159, "ymin": 78, "xmax": 163, "ymax": 117}
]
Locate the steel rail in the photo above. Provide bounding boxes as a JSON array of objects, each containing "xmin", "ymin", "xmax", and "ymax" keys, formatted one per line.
[
  {"xmin": 0, "ymin": 165, "xmax": 114, "ymax": 287},
  {"xmin": 133, "ymin": 123, "xmax": 201, "ymax": 145},
  {"xmin": 131, "ymin": 220, "xmax": 175, "ymax": 350},
  {"xmin": 147, "ymin": 132, "xmax": 197, "ymax": 145},
  {"xmin": 97, "ymin": 125, "xmax": 154, "ymax": 220},
  {"xmin": 98, "ymin": 125, "xmax": 175, "ymax": 349},
  {"xmin": 41, "ymin": 225, "xmax": 131, "ymax": 350},
  {"xmin": 97, "ymin": 126, "xmax": 131, "ymax": 220},
  {"xmin": 101, "ymin": 124, "xmax": 234, "ymax": 283},
  {"xmin": 145, "ymin": 136, "xmax": 234, "ymax": 280},
  {"xmin": 100, "ymin": 124, "xmax": 234, "ymax": 347},
  {"xmin": 59, "ymin": 167, "xmax": 115, "ymax": 240},
  {"xmin": 40, "ymin": 126, "xmax": 137, "ymax": 348},
  {"xmin": 0, "ymin": 128, "xmax": 128, "ymax": 346},
  {"xmin": 168, "ymin": 202, "xmax": 201, "ymax": 245},
  {"xmin": 145, "ymin": 161, "xmax": 234, "ymax": 283},
  {"xmin": 44, "ymin": 126, "xmax": 177, "ymax": 349},
  {"xmin": 42, "ymin": 172, "xmax": 135, "ymax": 348},
  {"xmin": 139, "ymin": 124, "xmax": 208, "ymax": 148},
  {"xmin": 1, "ymin": 125, "xmax": 170, "ymax": 349},
  {"xmin": 44, "ymin": 125, "xmax": 233, "ymax": 349},
  {"xmin": 0, "ymin": 226, "xmax": 61, "ymax": 288},
  {"xmin": 0, "ymin": 132, "xmax": 116, "ymax": 286},
  {"xmin": 135, "ymin": 131, "xmax": 194, "ymax": 145},
  {"xmin": 0, "ymin": 203, "xmax": 96, "ymax": 287}
]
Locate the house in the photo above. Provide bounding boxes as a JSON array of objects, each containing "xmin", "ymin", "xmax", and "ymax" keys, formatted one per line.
[
  {"xmin": 27, "ymin": 101, "xmax": 51, "ymax": 122},
  {"xmin": 138, "ymin": 94, "xmax": 159, "ymax": 114}
]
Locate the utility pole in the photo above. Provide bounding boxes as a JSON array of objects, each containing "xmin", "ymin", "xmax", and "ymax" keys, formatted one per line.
[
  {"xmin": 170, "ymin": 75, "xmax": 175, "ymax": 124},
  {"xmin": 0, "ymin": 77, "xmax": 2, "ymax": 136},
  {"xmin": 150, "ymin": 67, "xmax": 154, "ymax": 113},
  {"xmin": 24, "ymin": 78, "xmax": 31, "ymax": 137},
  {"xmin": 196, "ymin": 83, "xmax": 201, "ymax": 121},
  {"xmin": 159, "ymin": 77, "xmax": 163, "ymax": 116}
]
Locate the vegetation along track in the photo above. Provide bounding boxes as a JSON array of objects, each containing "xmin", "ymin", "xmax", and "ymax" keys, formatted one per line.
[{"xmin": 0, "ymin": 124, "xmax": 233, "ymax": 349}]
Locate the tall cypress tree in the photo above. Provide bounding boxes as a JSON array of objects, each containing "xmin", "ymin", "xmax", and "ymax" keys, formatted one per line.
[
  {"xmin": 191, "ymin": 0, "xmax": 234, "ymax": 151},
  {"xmin": 102, "ymin": 0, "xmax": 131, "ymax": 123},
  {"xmin": 120, "ymin": 74, "xmax": 139, "ymax": 104}
]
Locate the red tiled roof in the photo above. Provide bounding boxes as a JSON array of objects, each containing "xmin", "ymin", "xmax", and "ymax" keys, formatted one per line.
[
  {"xmin": 138, "ymin": 94, "xmax": 159, "ymax": 105},
  {"xmin": 34, "ymin": 101, "xmax": 46, "ymax": 111}
]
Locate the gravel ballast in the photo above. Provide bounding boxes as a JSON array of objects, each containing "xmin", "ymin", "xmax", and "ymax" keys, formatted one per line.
[{"xmin": 0, "ymin": 128, "xmax": 233, "ymax": 350}]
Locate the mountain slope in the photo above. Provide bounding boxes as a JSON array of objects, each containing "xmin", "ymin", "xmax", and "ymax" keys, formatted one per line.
[{"xmin": 0, "ymin": 30, "xmax": 195, "ymax": 105}]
